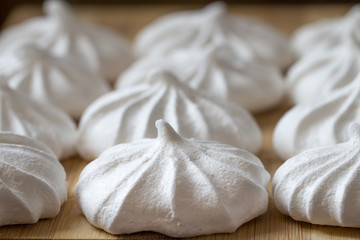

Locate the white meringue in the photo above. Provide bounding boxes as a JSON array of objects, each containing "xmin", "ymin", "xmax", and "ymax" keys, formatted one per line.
[
  {"xmin": 76, "ymin": 119, "xmax": 270, "ymax": 237},
  {"xmin": 134, "ymin": 2, "xmax": 292, "ymax": 70},
  {"xmin": 291, "ymin": 5, "xmax": 360, "ymax": 57},
  {"xmin": 273, "ymin": 122, "xmax": 360, "ymax": 228},
  {"xmin": 0, "ymin": 0, "xmax": 133, "ymax": 80},
  {"xmin": 0, "ymin": 81, "xmax": 77, "ymax": 160},
  {"xmin": 273, "ymin": 75, "xmax": 360, "ymax": 160},
  {"xmin": 117, "ymin": 45, "xmax": 284, "ymax": 112},
  {"xmin": 78, "ymin": 70, "xmax": 262, "ymax": 161},
  {"xmin": 0, "ymin": 132, "xmax": 67, "ymax": 226},
  {"xmin": 286, "ymin": 41, "xmax": 360, "ymax": 104},
  {"xmin": 0, "ymin": 43, "xmax": 110, "ymax": 119}
]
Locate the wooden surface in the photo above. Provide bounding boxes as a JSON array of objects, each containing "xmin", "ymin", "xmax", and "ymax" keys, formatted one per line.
[{"xmin": 1, "ymin": 3, "xmax": 360, "ymax": 240}]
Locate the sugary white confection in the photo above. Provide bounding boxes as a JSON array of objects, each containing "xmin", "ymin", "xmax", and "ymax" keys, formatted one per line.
[
  {"xmin": 273, "ymin": 122, "xmax": 360, "ymax": 227},
  {"xmin": 0, "ymin": 43, "xmax": 110, "ymax": 119},
  {"xmin": 0, "ymin": 132, "xmax": 67, "ymax": 226},
  {"xmin": 0, "ymin": 81, "xmax": 77, "ymax": 160},
  {"xmin": 273, "ymin": 75, "xmax": 360, "ymax": 160},
  {"xmin": 76, "ymin": 120, "xmax": 270, "ymax": 237},
  {"xmin": 0, "ymin": 0, "xmax": 133, "ymax": 80},
  {"xmin": 78, "ymin": 70, "xmax": 262, "ymax": 161},
  {"xmin": 286, "ymin": 41, "xmax": 360, "ymax": 104},
  {"xmin": 134, "ymin": 2, "xmax": 292, "ymax": 70},
  {"xmin": 117, "ymin": 45, "xmax": 284, "ymax": 112},
  {"xmin": 291, "ymin": 5, "xmax": 360, "ymax": 57}
]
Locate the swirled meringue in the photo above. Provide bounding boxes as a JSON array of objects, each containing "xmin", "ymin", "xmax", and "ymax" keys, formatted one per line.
[
  {"xmin": 76, "ymin": 119, "xmax": 270, "ymax": 237},
  {"xmin": 291, "ymin": 5, "xmax": 360, "ymax": 57},
  {"xmin": 273, "ymin": 122, "xmax": 360, "ymax": 228},
  {"xmin": 117, "ymin": 45, "xmax": 284, "ymax": 112},
  {"xmin": 0, "ymin": 43, "xmax": 110, "ymax": 119},
  {"xmin": 0, "ymin": 132, "xmax": 67, "ymax": 226},
  {"xmin": 273, "ymin": 76, "xmax": 360, "ymax": 160},
  {"xmin": 134, "ymin": 2, "xmax": 292, "ymax": 70},
  {"xmin": 286, "ymin": 41, "xmax": 360, "ymax": 104},
  {"xmin": 0, "ymin": 81, "xmax": 77, "ymax": 160},
  {"xmin": 78, "ymin": 70, "xmax": 262, "ymax": 161},
  {"xmin": 0, "ymin": 0, "xmax": 133, "ymax": 80}
]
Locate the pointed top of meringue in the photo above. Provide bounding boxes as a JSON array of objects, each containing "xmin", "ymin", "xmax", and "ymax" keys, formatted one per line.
[
  {"xmin": 156, "ymin": 119, "xmax": 183, "ymax": 143},
  {"xmin": 44, "ymin": 0, "xmax": 74, "ymax": 21}
]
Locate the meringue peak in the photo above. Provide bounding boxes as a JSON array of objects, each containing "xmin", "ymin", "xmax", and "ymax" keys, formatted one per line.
[
  {"xmin": 202, "ymin": 2, "xmax": 227, "ymax": 20},
  {"xmin": 156, "ymin": 119, "xmax": 183, "ymax": 143},
  {"xmin": 44, "ymin": 0, "xmax": 74, "ymax": 22}
]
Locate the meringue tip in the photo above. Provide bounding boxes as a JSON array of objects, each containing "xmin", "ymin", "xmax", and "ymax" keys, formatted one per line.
[
  {"xmin": 147, "ymin": 69, "xmax": 181, "ymax": 86},
  {"xmin": 155, "ymin": 120, "xmax": 182, "ymax": 142},
  {"xmin": 204, "ymin": 1, "xmax": 227, "ymax": 18},
  {"xmin": 44, "ymin": 0, "xmax": 72, "ymax": 18}
]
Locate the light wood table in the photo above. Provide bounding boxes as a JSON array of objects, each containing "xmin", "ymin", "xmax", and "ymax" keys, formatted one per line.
[{"xmin": 1, "ymin": 3, "xmax": 360, "ymax": 240}]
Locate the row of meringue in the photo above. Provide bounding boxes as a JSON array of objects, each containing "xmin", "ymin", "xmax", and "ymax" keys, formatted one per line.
[{"xmin": 0, "ymin": 1, "xmax": 291, "ymax": 115}]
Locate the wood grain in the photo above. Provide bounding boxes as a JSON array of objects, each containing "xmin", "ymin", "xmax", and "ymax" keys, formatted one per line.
[{"xmin": 1, "ymin": 3, "xmax": 360, "ymax": 239}]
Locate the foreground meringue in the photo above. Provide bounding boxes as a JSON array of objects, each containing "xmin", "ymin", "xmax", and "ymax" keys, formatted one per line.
[
  {"xmin": 0, "ymin": 133, "xmax": 67, "ymax": 226},
  {"xmin": 292, "ymin": 5, "xmax": 360, "ymax": 57},
  {"xmin": 0, "ymin": 82, "xmax": 76, "ymax": 160},
  {"xmin": 273, "ymin": 76, "xmax": 360, "ymax": 160},
  {"xmin": 117, "ymin": 45, "xmax": 284, "ymax": 112},
  {"xmin": 135, "ymin": 2, "xmax": 292, "ymax": 70},
  {"xmin": 0, "ymin": 43, "xmax": 110, "ymax": 118},
  {"xmin": 286, "ymin": 41, "xmax": 360, "ymax": 104},
  {"xmin": 78, "ymin": 70, "xmax": 262, "ymax": 161},
  {"xmin": 0, "ymin": 0, "xmax": 133, "ymax": 80},
  {"xmin": 273, "ymin": 122, "xmax": 360, "ymax": 228},
  {"xmin": 76, "ymin": 120, "xmax": 270, "ymax": 237}
]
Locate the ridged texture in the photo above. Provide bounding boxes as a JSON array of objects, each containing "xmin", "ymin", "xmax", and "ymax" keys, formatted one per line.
[
  {"xmin": 286, "ymin": 42, "xmax": 360, "ymax": 104},
  {"xmin": 0, "ymin": 0, "xmax": 133, "ymax": 80},
  {"xmin": 291, "ymin": 5, "xmax": 360, "ymax": 57},
  {"xmin": 76, "ymin": 120, "xmax": 270, "ymax": 237},
  {"xmin": 0, "ymin": 133, "xmax": 67, "ymax": 226},
  {"xmin": 0, "ymin": 82, "xmax": 77, "ymax": 160},
  {"xmin": 117, "ymin": 45, "xmax": 284, "ymax": 112},
  {"xmin": 78, "ymin": 70, "xmax": 262, "ymax": 161},
  {"xmin": 273, "ymin": 122, "xmax": 360, "ymax": 228},
  {"xmin": 273, "ymin": 75, "xmax": 360, "ymax": 160},
  {"xmin": 134, "ymin": 2, "xmax": 292, "ymax": 70},
  {"xmin": 0, "ymin": 43, "xmax": 110, "ymax": 118}
]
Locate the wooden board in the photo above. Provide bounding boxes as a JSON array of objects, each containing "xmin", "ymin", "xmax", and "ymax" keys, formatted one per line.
[{"xmin": 1, "ymin": 3, "xmax": 360, "ymax": 239}]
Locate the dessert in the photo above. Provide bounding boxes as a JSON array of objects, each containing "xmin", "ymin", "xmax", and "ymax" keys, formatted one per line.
[
  {"xmin": 76, "ymin": 120, "xmax": 270, "ymax": 237},
  {"xmin": 134, "ymin": 2, "xmax": 292, "ymax": 70},
  {"xmin": 286, "ymin": 42, "xmax": 360, "ymax": 104},
  {"xmin": 0, "ymin": 81, "xmax": 77, "ymax": 160},
  {"xmin": 273, "ymin": 123, "xmax": 360, "ymax": 227},
  {"xmin": 273, "ymin": 75, "xmax": 360, "ymax": 160},
  {"xmin": 117, "ymin": 44, "xmax": 284, "ymax": 112},
  {"xmin": 0, "ymin": 133, "xmax": 67, "ymax": 226},
  {"xmin": 0, "ymin": 0, "xmax": 133, "ymax": 80},
  {"xmin": 0, "ymin": 43, "xmax": 110, "ymax": 119},
  {"xmin": 77, "ymin": 70, "xmax": 262, "ymax": 161},
  {"xmin": 291, "ymin": 5, "xmax": 360, "ymax": 57}
]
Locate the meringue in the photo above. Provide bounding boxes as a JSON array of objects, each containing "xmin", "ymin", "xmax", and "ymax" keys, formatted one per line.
[
  {"xmin": 273, "ymin": 122, "xmax": 360, "ymax": 228},
  {"xmin": 76, "ymin": 119, "xmax": 270, "ymax": 237},
  {"xmin": 0, "ymin": 43, "xmax": 110, "ymax": 119},
  {"xmin": 0, "ymin": 0, "xmax": 133, "ymax": 80},
  {"xmin": 78, "ymin": 70, "xmax": 262, "ymax": 161},
  {"xmin": 0, "ymin": 81, "xmax": 77, "ymax": 159},
  {"xmin": 273, "ymin": 75, "xmax": 360, "ymax": 160},
  {"xmin": 134, "ymin": 2, "xmax": 292, "ymax": 70},
  {"xmin": 117, "ymin": 45, "xmax": 284, "ymax": 112},
  {"xmin": 291, "ymin": 5, "xmax": 360, "ymax": 57},
  {"xmin": 0, "ymin": 132, "xmax": 67, "ymax": 226},
  {"xmin": 286, "ymin": 41, "xmax": 360, "ymax": 104}
]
